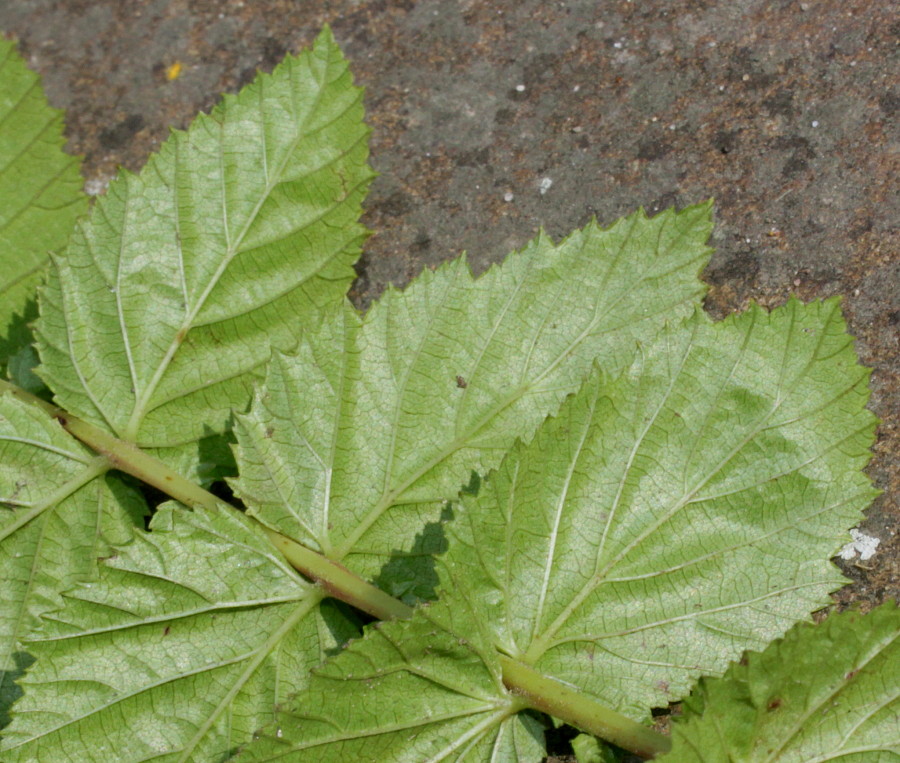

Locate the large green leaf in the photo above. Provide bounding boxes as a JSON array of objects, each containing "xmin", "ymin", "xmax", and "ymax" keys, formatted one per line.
[
  {"xmin": 35, "ymin": 27, "xmax": 373, "ymax": 458},
  {"xmin": 0, "ymin": 38, "xmax": 86, "ymax": 381},
  {"xmin": 235, "ymin": 299, "xmax": 876, "ymax": 760},
  {"xmin": 663, "ymin": 601, "xmax": 899, "ymax": 762},
  {"xmin": 0, "ymin": 392, "xmax": 142, "ymax": 732},
  {"xmin": 232, "ymin": 203, "xmax": 713, "ymax": 590},
  {"xmin": 4, "ymin": 205, "xmax": 714, "ymax": 760},
  {"xmin": 448, "ymin": 299, "xmax": 876, "ymax": 716},
  {"xmin": 2, "ymin": 503, "xmax": 359, "ymax": 762}
]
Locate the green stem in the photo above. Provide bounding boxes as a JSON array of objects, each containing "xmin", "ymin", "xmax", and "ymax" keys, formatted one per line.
[
  {"xmin": 3, "ymin": 378, "xmax": 670, "ymax": 759},
  {"xmin": 262, "ymin": 527, "xmax": 413, "ymax": 621},
  {"xmin": 0, "ymin": 379, "xmax": 219, "ymax": 511},
  {"xmin": 498, "ymin": 655, "xmax": 671, "ymax": 759}
]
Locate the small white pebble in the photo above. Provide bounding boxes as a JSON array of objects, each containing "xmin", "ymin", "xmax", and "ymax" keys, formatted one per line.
[
  {"xmin": 573, "ymin": 84, "xmax": 580, "ymax": 92},
  {"xmin": 538, "ymin": 177, "xmax": 553, "ymax": 195},
  {"xmin": 503, "ymin": 192, "xmax": 514, "ymax": 202},
  {"xmin": 613, "ymin": 41, "xmax": 623, "ymax": 49},
  {"xmin": 515, "ymin": 84, "xmax": 525, "ymax": 92},
  {"xmin": 839, "ymin": 529, "xmax": 880, "ymax": 561},
  {"xmin": 811, "ymin": 120, "xmax": 819, "ymax": 127}
]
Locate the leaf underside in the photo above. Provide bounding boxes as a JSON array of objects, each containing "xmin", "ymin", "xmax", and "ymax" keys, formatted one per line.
[
  {"xmin": 35, "ymin": 28, "xmax": 374, "ymax": 465},
  {"xmin": 0, "ymin": 37, "xmax": 87, "ymax": 384},
  {"xmin": 0, "ymin": 24, "xmax": 882, "ymax": 763},
  {"xmin": 663, "ymin": 601, "xmax": 900, "ymax": 762},
  {"xmin": 3, "ymin": 203, "xmax": 714, "ymax": 761},
  {"xmin": 235, "ymin": 299, "xmax": 877, "ymax": 761},
  {"xmin": 0, "ymin": 394, "xmax": 142, "ymax": 731},
  {"xmin": 232, "ymin": 203, "xmax": 713, "ymax": 589}
]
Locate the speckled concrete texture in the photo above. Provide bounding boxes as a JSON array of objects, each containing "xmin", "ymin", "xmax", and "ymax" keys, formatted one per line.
[{"xmin": 1, "ymin": 0, "xmax": 896, "ymax": 617}]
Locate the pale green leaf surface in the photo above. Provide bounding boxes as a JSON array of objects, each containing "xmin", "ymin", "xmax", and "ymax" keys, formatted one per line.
[
  {"xmin": 232, "ymin": 203, "xmax": 714, "ymax": 588},
  {"xmin": 0, "ymin": 38, "xmax": 86, "ymax": 376},
  {"xmin": 0, "ymin": 392, "xmax": 141, "ymax": 730},
  {"xmin": 663, "ymin": 601, "xmax": 900, "ymax": 762},
  {"xmin": 443, "ymin": 299, "xmax": 876, "ymax": 718},
  {"xmin": 234, "ymin": 574, "xmax": 545, "ymax": 762},
  {"xmin": 2, "ymin": 503, "xmax": 360, "ymax": 762},
  {"xmin": 234, "ymin": 298, "xmax": 877, "ymax": 762},
  {"xmin": 5, "ymin": 205, "xmax": 712, "ymax": 760},
  {"xmin": 35, "ymin": 28, "xmax": 373, "ymax": 459}
]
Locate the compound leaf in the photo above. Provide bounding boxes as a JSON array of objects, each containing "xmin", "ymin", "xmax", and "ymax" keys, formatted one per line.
[
  {"xmin": 35, "ymin": 27, "xmax": 373, "ymax": 460},
  {"xmin": 4, "ymin": 203, "xmax": 714, "ymax": 760},
  {"xmin": 0, "ymin": 38, "xmax": 86, "ymax": 382},
  {"xmin": 663, "ymin": 601, "xmax": 900, "ymax": 762}
]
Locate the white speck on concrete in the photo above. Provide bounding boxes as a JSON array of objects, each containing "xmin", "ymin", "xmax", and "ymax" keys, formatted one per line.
[
  {"xmin": 839, "ymin": 528, "xmax": 881, "ymax": 561},
  {"xmin": 85, "ymin": 176, "xmax": 113, "ymax": 196},
  {"xmin": 538, "ymin": 177, "xmax": 553, "ymax": 195},
  {"xmin": 503, "ymin": 192, "xmax": 514, "ymax": 202}
]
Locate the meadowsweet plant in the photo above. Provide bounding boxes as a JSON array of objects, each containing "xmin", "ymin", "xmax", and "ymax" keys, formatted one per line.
[{"xmin": 0, "ymin": 29, "xmax": 896, "ymax": 762}]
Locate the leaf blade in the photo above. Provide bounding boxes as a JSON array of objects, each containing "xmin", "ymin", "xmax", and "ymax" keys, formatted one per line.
[
  {"xmin": 447, "ymin": 298, "xmax": 877, "ymax": 717},
  {"xmin": 0, "ymin": 393, "xmax": 141, "ymax": 732},
  {"xmin": 35, "ymin": 28, "xmax": 374, "ymax": 455},
  {"xmin": 0, "ymin": 38, "xmax": 87, "ymax": 380},
  {"xmin": 663, "ymin": 601, "xmax": 900, "ymax": 762},
  {"xmin": 1, "ymin": 504, "xmax": 359, "ymax": 762}
]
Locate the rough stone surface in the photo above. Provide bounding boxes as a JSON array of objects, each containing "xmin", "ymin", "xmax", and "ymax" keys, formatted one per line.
[{"xmin": 1, "ymin": 0, "xmax": 896, "ymax": 747}]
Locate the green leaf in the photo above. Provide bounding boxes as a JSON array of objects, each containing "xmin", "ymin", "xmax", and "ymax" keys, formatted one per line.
[
  {"xmin": 35, "ymin": 27, "xmax": 373, "ymax": 459},
  {"xmin": 235, "ymin": 299, "xmax": 876, "ymax": 760},
  {"xmin": 234, "ymin": 586, "xmax": 546, "ymax": 762},
  {"xmin": 0, "ymin": 391, "xmax": 142, "ymax": 731},
  {"xmin": 450, "ymin": 299, "xmax": 876, "ymax": 717},
  {"xmin": 2, "ymin": 503, "xmax": 359, "ymax": 762},
  {"xmin": 0, "ymin": 38, "xmax": 87, "ymax": 381},
  {"xmin": 232, "ymin": 203, "xmax": 714, "ymax": 593},
  {"xmin": 663, "ymin": 601, "xmax": 900, "ymax": 762},
  {"xmin": 4, "ymin": 204, "xmax": 714, "ymax": 760}
]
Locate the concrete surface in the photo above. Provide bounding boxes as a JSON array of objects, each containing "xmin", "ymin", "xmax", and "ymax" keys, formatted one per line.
[{"xmin": 1, "ymin": 0, "xmax": 896, "ymax": 740}]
